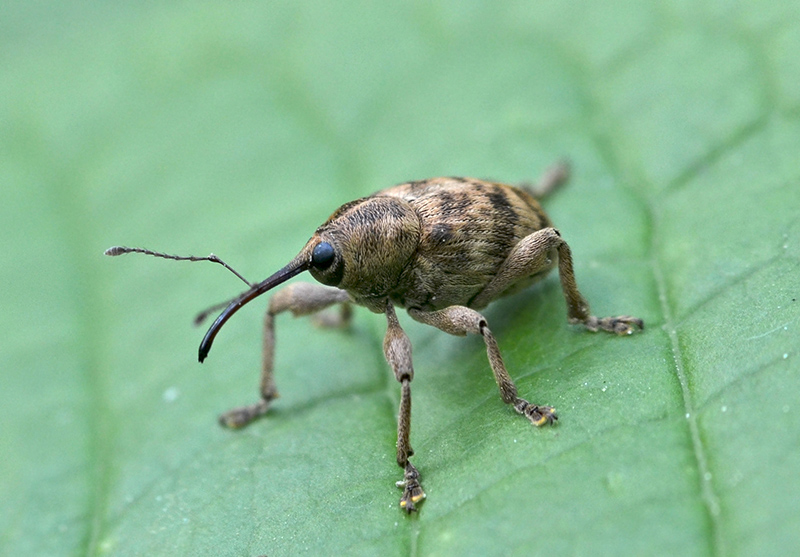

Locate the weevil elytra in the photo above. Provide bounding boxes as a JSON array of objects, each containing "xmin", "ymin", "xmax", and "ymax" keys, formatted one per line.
[{"xmin": 106, "ymin": 162, "xmax": 643, "ymax": 513}]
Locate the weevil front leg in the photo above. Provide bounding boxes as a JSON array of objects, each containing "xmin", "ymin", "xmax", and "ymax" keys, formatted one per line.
[
  {"xmin": 409, "ymin": 307, "xmax": 557, "ymax": 426},
  {"xmin": 471, "ymin": 227, "xmax": 644, "ymax": 334},
  {"xmin": 219, "ymin": 282, "xmax": 352, "ymax": 429},
  {"xmin": 383, "ymin": 303, "xmax": 426, "ymax": 512}
]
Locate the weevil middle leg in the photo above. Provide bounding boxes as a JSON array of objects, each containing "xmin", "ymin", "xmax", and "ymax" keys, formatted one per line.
[
  {"xmin": 218, "ymin": 282, "xmax": 351, "ymax": 429},
  {"xmin": 409, "ymin": 306, "xmax": 557, "ymax": 426}
]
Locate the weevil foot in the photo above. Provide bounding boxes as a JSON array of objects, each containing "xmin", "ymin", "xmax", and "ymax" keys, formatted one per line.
[
  {"xmin": 218, "ymin": 400, "xmax": 271, "ymax": 429},
  {"xmin": 397, "ymin": 462, "xmax": 425, "ymax": 513},
  {"xmin": 514, "ymin": 399, "xmax": 558, "ymax": 426},
  {"xmin": 578, "ymin": 315, "xmax": 644, "ymax": 336}
]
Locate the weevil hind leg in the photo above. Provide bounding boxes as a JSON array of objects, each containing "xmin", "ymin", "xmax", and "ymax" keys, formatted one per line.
[
  {"xmin": 518, "ymin": 160, "xmax": 571, "ymax": 199},
  {"xmin": 384, "ymin": 303, "xmax": 426, "ymax": 512},
  {"xmin": 471, "ymin": 227, "xmax": 643, "ymax": 335},
  {"xmin": 218, "ymin": 282, "xmax": 352, "ymax": 429},
  {"xmin": 408, "ymin": 306, "xmax": 557, "ymax": 427}
]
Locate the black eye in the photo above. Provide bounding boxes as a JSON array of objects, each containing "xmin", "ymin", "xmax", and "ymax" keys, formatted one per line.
[{"xmin": 311, "ymin": 242, "xmax": 336, "ymax": 270}]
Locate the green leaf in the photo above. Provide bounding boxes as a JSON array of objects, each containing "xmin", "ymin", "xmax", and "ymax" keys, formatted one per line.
[{"xmin": 2, "ymin": 1, "xmax": 799, "ymax": 555}]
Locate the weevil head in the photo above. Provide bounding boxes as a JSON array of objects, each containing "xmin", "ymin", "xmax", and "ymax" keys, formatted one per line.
[
  {"xmin": 304, "ymin": 196, "xmax": 421, "ymax": 301},
  {"xmin": 198, "ymin": 195, "xmax": 421, "ymax": 362}
]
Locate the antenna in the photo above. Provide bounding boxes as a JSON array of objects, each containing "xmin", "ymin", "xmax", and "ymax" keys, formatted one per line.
[
  {"xmin": 104, "ymin": 246, "xmax": 254, "ymax": 288},
  {"xmin": 105, "ymin": 245, "xmax": 311, "ymax": 362}
]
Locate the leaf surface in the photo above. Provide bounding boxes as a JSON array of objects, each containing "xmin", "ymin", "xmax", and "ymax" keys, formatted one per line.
[{"xmin": 1, "ymin": 2, "xmax": 798, "ymax": 556}]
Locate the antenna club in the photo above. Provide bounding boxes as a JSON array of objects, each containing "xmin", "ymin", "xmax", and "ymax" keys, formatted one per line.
[{"xmin": 104, "ymin": 246, "xmax": 127, "ymax": 256}]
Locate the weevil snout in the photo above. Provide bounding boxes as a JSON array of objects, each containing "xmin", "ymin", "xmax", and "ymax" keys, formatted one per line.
[{"xmin": 197, "ymin": 252, "xmax": 309, "ymax": 362}]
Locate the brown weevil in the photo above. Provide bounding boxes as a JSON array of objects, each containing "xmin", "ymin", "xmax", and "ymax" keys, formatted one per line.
[{"xmin": 106, "ymin": 161, "xmax": 643, "ymax": 512}]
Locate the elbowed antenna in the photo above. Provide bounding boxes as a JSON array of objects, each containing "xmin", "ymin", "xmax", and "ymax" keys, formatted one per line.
[
  {"xmin": 104, "ymin": 246, "xmax": 254, "ymax": 287},
  {"xmin": 198, "ymin": 255, "xmax": 310, "ymax": 363}
]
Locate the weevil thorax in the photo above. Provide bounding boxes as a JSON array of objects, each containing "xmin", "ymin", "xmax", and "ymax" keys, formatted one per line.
[{"xmin": 303, "ymin": 196, "xmax": 421, "ymax": 309}]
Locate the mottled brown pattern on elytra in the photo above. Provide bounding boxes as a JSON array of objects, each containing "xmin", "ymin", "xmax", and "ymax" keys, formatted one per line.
[{"xmin": 374, "ymin": 178, "xmax": 550, "ymax": 311}]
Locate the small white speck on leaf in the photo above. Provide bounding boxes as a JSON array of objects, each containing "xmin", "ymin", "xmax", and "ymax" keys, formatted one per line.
[{"xmin": 162, "ymin": 387, "xmax": 180, "ymax": 402}]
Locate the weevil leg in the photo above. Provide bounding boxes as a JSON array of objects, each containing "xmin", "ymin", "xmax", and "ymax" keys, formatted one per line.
[
  {"xmin": 311, "ymin": 301, "xmax": 353, "ymax": 329},
  {"xmin": 409, "ymin": 307, "xmax": 557, "ymax": 426},
  {"xmin": 518, "ymin": 160, "xmax": 571, "ymax": 199},
  {"xmin": 219, "ymin": 282, "xmax": 352, "ymax": 429},
  {"xmin": 384, "ymin": 303, "xmax": 426, "ymax": 512},
  {"xmin": 471, "ymin": 227, "xmax": 644, "ymax": 334}
]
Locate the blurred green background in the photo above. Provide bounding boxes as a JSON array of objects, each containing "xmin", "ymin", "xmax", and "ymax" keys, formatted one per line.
[{"xmin": 2, "ymin": 1, "xmax": 799, "ymax": 555}]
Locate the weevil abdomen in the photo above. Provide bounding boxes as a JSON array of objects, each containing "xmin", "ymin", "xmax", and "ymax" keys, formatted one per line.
[{"xmin": 376, "ymin": 178, "xmax": 554, "ymax": 311}]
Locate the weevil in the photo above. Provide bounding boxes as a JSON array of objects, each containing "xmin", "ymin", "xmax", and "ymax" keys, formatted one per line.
[{"xmin": 106, "ymin": 162, "xmax": 643, "ymax": 512}]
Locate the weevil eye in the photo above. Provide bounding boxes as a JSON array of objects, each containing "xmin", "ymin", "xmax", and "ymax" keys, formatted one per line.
[{"xmin": 311, "ymin": 241, "xmax": 336, "ymax": 270}]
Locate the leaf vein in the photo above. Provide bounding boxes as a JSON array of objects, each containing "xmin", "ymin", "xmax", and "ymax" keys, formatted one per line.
[{"xmin": 651, "ymin": 241, "xmax": 725, "ymax": 555}]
